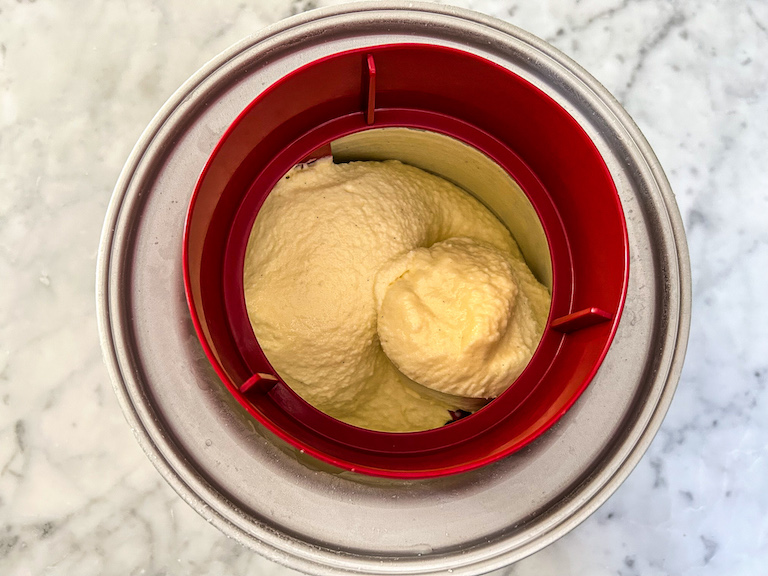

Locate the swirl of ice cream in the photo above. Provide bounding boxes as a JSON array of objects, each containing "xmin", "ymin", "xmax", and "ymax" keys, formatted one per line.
[{"xmin": 375, "ymin": 237, "xmax": 548, "ymax": 399}]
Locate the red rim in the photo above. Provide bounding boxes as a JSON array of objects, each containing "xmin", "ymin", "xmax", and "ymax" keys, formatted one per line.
[{"xmin": 183, "ymin": 43, "xmax": 629, "ymax": 478}]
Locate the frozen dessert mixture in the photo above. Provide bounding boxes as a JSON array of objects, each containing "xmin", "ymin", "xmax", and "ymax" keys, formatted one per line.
[{"xmin": 243, "ymin": 158, "xmax": 550, "ymax": 432}]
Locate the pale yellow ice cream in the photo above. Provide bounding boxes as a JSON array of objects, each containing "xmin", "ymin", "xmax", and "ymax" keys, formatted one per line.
[{"xmin": 243, "ymin": 158, "xmax": 549, "ymax": 432}]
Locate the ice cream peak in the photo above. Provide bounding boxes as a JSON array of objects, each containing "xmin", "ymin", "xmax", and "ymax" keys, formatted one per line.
[{"xmin": 375, "ymin": 237, "xmax": 548, "ymax": 399}]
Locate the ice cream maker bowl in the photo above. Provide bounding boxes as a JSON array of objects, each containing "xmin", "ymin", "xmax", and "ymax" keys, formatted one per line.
[{"xmin": 183, "ymin": 43, "xmax": 629, "ymax": 478}]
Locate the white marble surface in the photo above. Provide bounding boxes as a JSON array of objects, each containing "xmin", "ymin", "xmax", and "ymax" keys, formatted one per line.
[{"xmin": 1, "ymin": 0, "xmax": 766, "ymax": 574}]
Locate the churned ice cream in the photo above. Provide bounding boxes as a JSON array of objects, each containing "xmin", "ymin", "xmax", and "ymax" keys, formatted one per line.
[{"xmin": 243, "ymin": 158, "xmax": 549, "ymax": 432}]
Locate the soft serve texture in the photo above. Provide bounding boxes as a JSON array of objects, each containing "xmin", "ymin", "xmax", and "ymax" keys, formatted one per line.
[{"xmin": 243, "ymin": 158, "xmax": 549, "ymax": 431}]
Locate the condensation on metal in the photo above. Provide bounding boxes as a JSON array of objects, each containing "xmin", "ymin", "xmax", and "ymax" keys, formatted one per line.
[{"xmin": 96, "ymin": 2, "xmax": 691, "ymax": 575}]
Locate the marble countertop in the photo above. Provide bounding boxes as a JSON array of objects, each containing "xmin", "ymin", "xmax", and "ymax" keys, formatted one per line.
[{"xmin": 1, "ymin": 0, "xmax": 766, "ymax": 574}]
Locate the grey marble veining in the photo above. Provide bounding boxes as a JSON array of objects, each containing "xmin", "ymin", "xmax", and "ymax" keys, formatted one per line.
[{"xmin": 1, "ymin": 0, "xmax": 766, "ymax": 574}]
